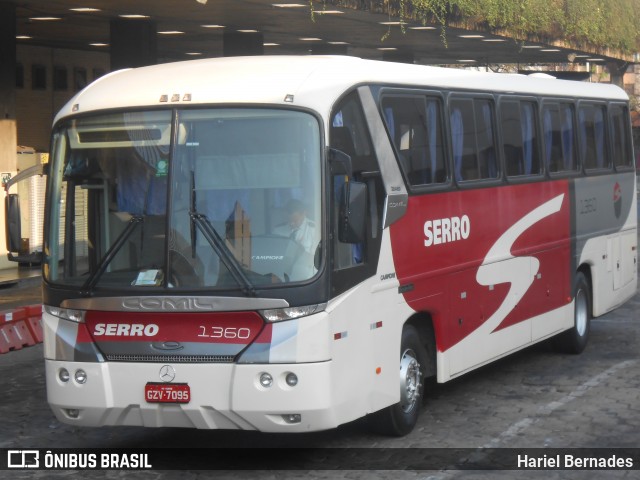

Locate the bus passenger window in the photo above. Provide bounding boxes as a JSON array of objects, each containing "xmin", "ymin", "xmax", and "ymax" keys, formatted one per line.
[
  {"xmin": 449, "ymin": 97, "xmax": 498, "ymax": 182},
  {"xmin": 542, "ymin": 102, "xmax": 578, "ymax": 174},
  {"xmin": 610, "ymin": 104, "xmax": 633, "ymax": 169},
  {"xmin": 381, "ymin": 95, "xmax": 447, "ymax": 187},
  {"xmin": 501, "ymin": 99, "xmax": 541, "ymax": 177},
  {"xmin": 579, "ymin": 104, "xmax": 609, "ymax": 171}
]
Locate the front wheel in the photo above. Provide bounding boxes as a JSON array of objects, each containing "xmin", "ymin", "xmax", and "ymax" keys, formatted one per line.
[
  {"xmin": 552, "ymin": 272, "xmax": 591, "ymax": 354},
  {"xmin": 368, "ymin": 324, "xmax": 428, "ymax": 436}
]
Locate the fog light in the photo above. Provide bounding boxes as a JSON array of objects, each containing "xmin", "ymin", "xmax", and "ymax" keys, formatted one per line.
[
  {"xmin": 59, "ymin": 368, "xmax": 70, "ymax": 383},
  {"xmin": 285, "ymin": 372, "xmax": 298, "ymax": 387},
  {"xmin": 66, "ymin": 409, "xmax": 79, "ymax": 418},
  {"xmin": 74, "ymin": 369, "xmax": 87, "ymax": 384},
  {"xmin": 259, "ymin": 372, "xmax": 273, "ymax": 388},
  {"xmin": 282, "ymin": 414, "xmax": 301, "ymax": 424}
]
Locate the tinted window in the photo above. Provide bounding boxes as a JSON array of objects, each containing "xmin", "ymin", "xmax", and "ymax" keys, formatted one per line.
[
  {"xmin": 579, "ymin": 104, "xmax": 609, "ymax": 170},
  {"xmin": 330, "ymin": 92, "xmax": 384, "ymax": 272},
  {"xmin": 53, "ymin": 66, "xmax": 68, "ymax": 91},
  {"xmin": 328, "ymin": 91, "xmax": 387, "ymax": 297},
  {"xmin": 449, "ymin": 97, "xmax": 498, "ymax": 182},
  {"xmin": 610, "ymin": 104, "xmax": 633, "ymax": 169},
  {"xmin": 32, "ymin": 65, "xmax": 46, "ymax": 90},
  {"xmin": 382, "ymin": 95, "xmax": 447, "ymax": 186},
  {"xmin": 542, "ymin": 102, "xmax": 578, "ymax": 174},
  {"xmin": 501, "ymin": 99, "xmax": 541, "ymax": 177}
]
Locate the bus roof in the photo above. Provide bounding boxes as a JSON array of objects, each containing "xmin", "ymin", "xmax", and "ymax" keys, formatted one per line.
[{"xmin": 55, "ymin": 55, "xmax": 628, "ymax": 124}]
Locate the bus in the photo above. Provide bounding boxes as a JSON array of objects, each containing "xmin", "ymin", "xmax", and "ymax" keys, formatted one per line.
[{"xmin": 37, "ymin": 56, "xmax": 637, "ymax": 436}]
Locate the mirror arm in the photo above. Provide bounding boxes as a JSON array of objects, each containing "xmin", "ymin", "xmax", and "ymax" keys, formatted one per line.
[
  {"xmin": 3, "ymin": 164, "xmax": 45, "ymax": 192},
  {"xmin": 327, "ymin": 147, "xmax": 353, "ymax": 178}
]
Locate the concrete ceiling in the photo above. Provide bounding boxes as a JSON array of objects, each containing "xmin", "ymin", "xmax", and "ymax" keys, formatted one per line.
[{"xmin": 11, "ymin": 0, "xmax": 626, "ymax": 68}]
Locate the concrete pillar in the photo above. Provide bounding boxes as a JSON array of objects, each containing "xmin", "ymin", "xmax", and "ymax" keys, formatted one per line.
[
  {"xmin": 223, "ymin": 31, "xmax": 264, "ymax": 56},
  {"xmin": 110, "ymin": 18, "xmax": 157, "ymax": 71},
  {"xmin": 0, "ymin": 1, "xmax": 17, "ymax": 270},
  {"xmin": 606, "ymin": 61, "xmax": 627, "ymax": 88}
]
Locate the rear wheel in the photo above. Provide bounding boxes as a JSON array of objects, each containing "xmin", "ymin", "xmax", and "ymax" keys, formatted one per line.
[
  {"xmin": 553, "ymin": 272, "xmax": 591, "ymax": 354},
  {"xmin": 368, "ymin": 324, "xmax": 429, "ymax": 436}
]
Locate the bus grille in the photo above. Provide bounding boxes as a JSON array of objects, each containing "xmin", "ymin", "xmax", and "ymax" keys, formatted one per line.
[{"xmin": 105, "ymin": 354, "xmax": 236, "ymax": 363}]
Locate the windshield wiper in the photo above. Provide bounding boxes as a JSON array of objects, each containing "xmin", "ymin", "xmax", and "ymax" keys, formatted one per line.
[
  {"xmin": 189, "ymin": 210, "xmax": 256, "ymax": 297},
  {"xmin": 81, "ymin": 215, "xmax": 144, "ymax": 295}
]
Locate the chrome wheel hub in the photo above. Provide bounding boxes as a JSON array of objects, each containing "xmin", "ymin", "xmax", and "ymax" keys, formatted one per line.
[
  {"xmin": 399, "ymin": 348, "xmax": 422, "ymax": 414},
  {"xmin": 575, "ymin": 289, "xmax": 588, "ymax": 337}
]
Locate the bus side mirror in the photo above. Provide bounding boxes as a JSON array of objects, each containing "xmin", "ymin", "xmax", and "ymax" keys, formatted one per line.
[
  {"xmin": 328, "ymin": 147, "xmax": 353, "ymax": 177},
  {"xmin": 338, "ymin": 181, "xmax": 367, "ymax": 244},
  {"xmin": 5, "ymin": 193, "xmax": 21, "ymax": 253}
]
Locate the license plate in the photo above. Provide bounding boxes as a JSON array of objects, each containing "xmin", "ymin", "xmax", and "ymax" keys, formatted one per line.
[{"xmin": 145, "ymin": 383, "xmax": 191, "ymax": 404}]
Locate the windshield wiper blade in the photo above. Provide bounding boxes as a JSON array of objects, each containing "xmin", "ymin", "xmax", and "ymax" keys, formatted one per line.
[
  {"xmin": 189, "ymin": 210, "xmax": 256, "ymax": 296},
  {"xmin": 81, "ymin": 215, "xmax": 144, "ymax": 295}
]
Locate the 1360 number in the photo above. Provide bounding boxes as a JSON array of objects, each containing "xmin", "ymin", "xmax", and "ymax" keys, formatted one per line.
[{"xmin": 197, "ymin": 326, "xmax": 251, "ymax": 339}]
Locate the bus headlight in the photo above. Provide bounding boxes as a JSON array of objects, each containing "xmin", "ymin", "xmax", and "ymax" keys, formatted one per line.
[
  {"xmin": 260, "ymin": 303, "xmax": 326, "ymax": 323},
  {"xmin": 44, "ymin": 306, "xmax": 86, "ymax": 323}
]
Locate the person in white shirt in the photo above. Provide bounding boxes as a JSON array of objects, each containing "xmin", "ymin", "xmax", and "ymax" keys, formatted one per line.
[
  {"xmin": 274, "ymin": 199, "xmax": 318, "ymax": 281},
  {"xmin": 280, "ymin": 199, "xmax": 316, "ymax": 254}
]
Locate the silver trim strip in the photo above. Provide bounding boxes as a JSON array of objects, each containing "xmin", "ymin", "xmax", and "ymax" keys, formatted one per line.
[
  {"xmin": 357, "ymin": 85, "xmax": 408, "ymax": 228},
  {"xmin": 61, "ymin": 296, "xmax": 289, "ymax": 312}
]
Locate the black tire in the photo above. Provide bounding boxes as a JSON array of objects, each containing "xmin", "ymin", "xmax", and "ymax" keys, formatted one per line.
[
  {"xmin": 552, "ymin": 272, "xmax": 591, "ymax": 354},
  {"xmin": 368, "ymin": 324, "xmax": 429, "ymax": 436}
]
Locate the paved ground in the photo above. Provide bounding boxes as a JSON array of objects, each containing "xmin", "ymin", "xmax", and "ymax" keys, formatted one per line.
[{"xmin": 0, "ymin": 271, "xmax": 638, "ymax": 479}]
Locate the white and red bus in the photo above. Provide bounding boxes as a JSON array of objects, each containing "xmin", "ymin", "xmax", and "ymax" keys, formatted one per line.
[{"xmin": 37, "ymin": 56, "xmax": 636, "ymax": 436}]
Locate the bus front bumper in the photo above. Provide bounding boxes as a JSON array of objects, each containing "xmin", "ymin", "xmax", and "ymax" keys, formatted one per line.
[{"xmin": 45, "ymin": 359, "xmax": 337, "ymax": 432}]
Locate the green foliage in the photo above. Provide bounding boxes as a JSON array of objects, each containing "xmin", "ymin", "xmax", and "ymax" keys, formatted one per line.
[
  {"xmin": 312, "ymin": 0, "xmax": 639, "ymax": 53},
  {"xmin": 403, "ymin": 0, "xmax": 451, "ymax": 44},
  {"xmin": 395, "ymin": 0, "xmax": 640, "ymax": 54}
]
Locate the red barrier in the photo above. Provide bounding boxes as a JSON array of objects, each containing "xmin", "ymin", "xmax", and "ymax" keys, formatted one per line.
[
  {"xmin": 0, "ymin": 308, "xmax": 26, "ymax": 324},
  {"xmin": 0, "ymin": 306, "xmax": 41, "ymax": 354},
  {"xmin": 8, "ymin": 320, "xmax": 36, "ymax": 348},
  {"xmin": 0, "ymin": 324, "xmax": 14, "ymax": 354},
  {"xmin": 0, "ymin": 321, "xmax": 34, "ymax": 353},
  {"xmin": 25, "ymin": 304, "xmax": 44, "ymax": 344},
  {"xmin": 25, "ymin": 304, "xmax": 42, "ymax": 319}
]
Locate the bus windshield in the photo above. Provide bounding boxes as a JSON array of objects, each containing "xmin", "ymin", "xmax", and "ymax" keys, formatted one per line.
[{"xmin": 45, "ymin": 108, "xmax": 322, "ymax": 292}]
